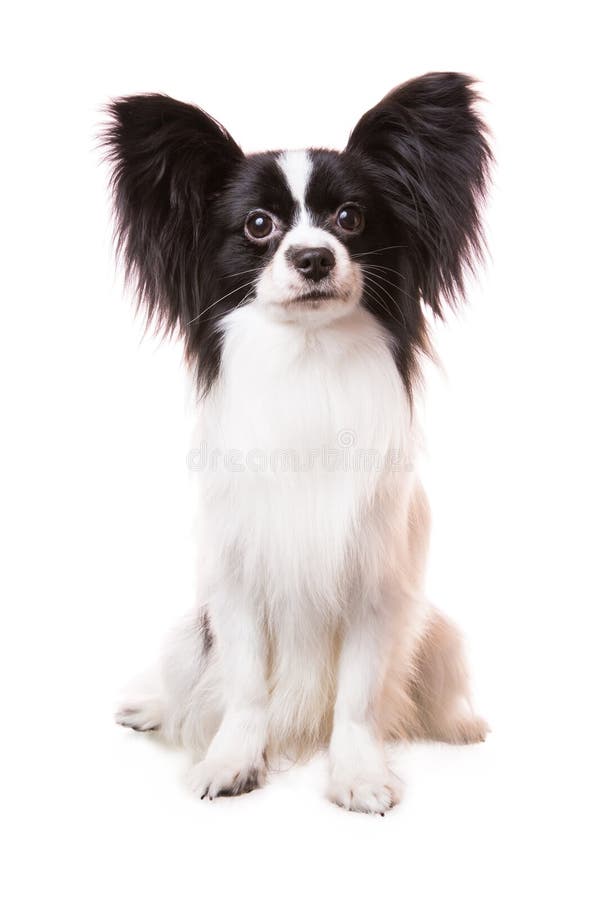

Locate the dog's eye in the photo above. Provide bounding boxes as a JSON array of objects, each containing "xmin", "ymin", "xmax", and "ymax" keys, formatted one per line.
[
  {"xmin": 336, "ymin": 204, "xmax": 364, "ymax": 234},
  {"xmin": 245, "ymin": 210, "xmax": 275, "ymax": 241}
]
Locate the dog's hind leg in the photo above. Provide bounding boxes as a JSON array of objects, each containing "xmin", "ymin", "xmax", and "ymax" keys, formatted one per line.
[
  {"xmin": 379, "ymin": 482, "xmax": 487, "ymax": 745},
  {"xmin": 409, "ymin": 609, "xmax": 488, "ymax": 744},
  {"xmin": 115, "ymin": 607, "xmax": 224, "ymax": 756},
  {"xmin": 116, "ymin": 688, "xmax": 164, "ymax": 733}
]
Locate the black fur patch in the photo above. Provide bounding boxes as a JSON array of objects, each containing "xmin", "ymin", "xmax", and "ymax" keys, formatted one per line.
[{"xmin": 199, "ymin": 608, "xmax": 214, "ymax": 654}]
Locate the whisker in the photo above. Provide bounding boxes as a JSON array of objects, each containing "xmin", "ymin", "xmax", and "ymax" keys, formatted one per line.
[
  {"xmin": 361, "ymin": 268, "xmax": 416, "ymax": 307},
  {"xmin": 186, "ymin": 278, "xmax": 258, "ymax": 326},
  {"xmin": 361, "ymin": 283, "xmax": 407, "ymax": 331},
  {"xmin": 361, "ymin": 266, "xmax": 405, "ymax": 292},
  {"xmin": 351, "ymin": 244, "xmax": 407, "ymax": 259},
  {"xmin": 222, "ymin": 266, "xmax": 264, "ymax": 279},
  {"xmin": 360, "ymin": 262, "xmax": 406, "ymax": 281},
  {"xmin": 367, "ymin": 293, "xmax": 407, "ymax": 332},
  {"xmin": 204, "ymin": 286, "xmax": 256, "ymax": 323},
  {"xmin": 362, "ymin": 271, "xmax": 401, "ymax": 306},
  {"xmin": 361, "ymin": 274, "xmax": 408, "ymax": 330}
]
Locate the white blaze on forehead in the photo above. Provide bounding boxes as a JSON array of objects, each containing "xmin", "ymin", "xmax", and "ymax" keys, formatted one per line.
[{"xmin": 278, "ymin": 150, "xmax": 312, "ymax": 224}]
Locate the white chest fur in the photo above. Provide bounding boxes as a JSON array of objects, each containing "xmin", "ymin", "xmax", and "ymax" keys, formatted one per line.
[{"xmin": 194, "ymin": 305, "xmax": 414, "ymax": 612}]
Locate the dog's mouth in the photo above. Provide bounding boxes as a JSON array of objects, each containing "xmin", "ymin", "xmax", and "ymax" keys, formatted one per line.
[{"xmin": 291, "ymin": 289, "xmax": 336, "ymax": 303}]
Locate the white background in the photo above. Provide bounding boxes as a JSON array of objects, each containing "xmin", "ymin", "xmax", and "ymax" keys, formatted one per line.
[{"xmin": 2, "ymin": 2, "xmax": 599, "ymax": 897}]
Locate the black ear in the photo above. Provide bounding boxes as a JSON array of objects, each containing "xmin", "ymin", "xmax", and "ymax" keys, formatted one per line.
[
  {"xmin": 346, "ymin": 72, "xmax": 492, "ymax": 314},
  {"xmin": 103, "ymin": 94, "xmax": 243, "ymax": 335}
]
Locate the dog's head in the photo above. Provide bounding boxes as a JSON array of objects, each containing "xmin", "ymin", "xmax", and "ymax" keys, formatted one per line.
[{"xmin": 104, "ymin": 73, "xmax": 491, "ymax": 394}]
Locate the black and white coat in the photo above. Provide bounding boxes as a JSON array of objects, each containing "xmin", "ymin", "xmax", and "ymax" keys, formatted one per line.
[{"xmin": 107, "ymin": 72, "xmax": 491, "ymax": 813}]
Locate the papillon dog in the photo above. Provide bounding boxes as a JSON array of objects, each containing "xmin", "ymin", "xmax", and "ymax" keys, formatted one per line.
[{"xmin": 106, "ymin": 72, "xmax": 492, "ymax": 814}]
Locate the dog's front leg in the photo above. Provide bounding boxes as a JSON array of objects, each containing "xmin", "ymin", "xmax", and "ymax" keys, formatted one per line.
[
  {"xmin": 187, "ymin": 583, "xmax": 268, "ymax": 799},
  {"xmin": 328, "ymin": 593, "xmax": 402, "ymax": 814}
]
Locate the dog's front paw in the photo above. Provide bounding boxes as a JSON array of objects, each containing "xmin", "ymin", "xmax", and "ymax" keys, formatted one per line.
[
  {"xmin": 187, "ymin": 755, "xmax": 266, "ymax": 800},
  {"xmin": 328, "ymin": 766, "xmax": 402, "ymax": 815}
]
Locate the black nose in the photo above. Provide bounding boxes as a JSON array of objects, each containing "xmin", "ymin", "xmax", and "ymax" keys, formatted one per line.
[{"xmin": 289, "ymin": 246, "xmax": 335, "ymax": 282}]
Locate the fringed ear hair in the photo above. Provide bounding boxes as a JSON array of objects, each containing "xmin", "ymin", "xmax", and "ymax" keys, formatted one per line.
[
  {"xmin": 346, "ymin": 72, "xmax": 492, "ymax": 316},
  {"xmin": 103, "ymin": 94, "xmax": 243, "ymax": 338}
]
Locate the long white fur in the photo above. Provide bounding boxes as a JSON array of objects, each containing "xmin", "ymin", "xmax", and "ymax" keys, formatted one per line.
[{"xmin": 117, "ymin": 151, "xmax": 483, "ymax": 813}]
